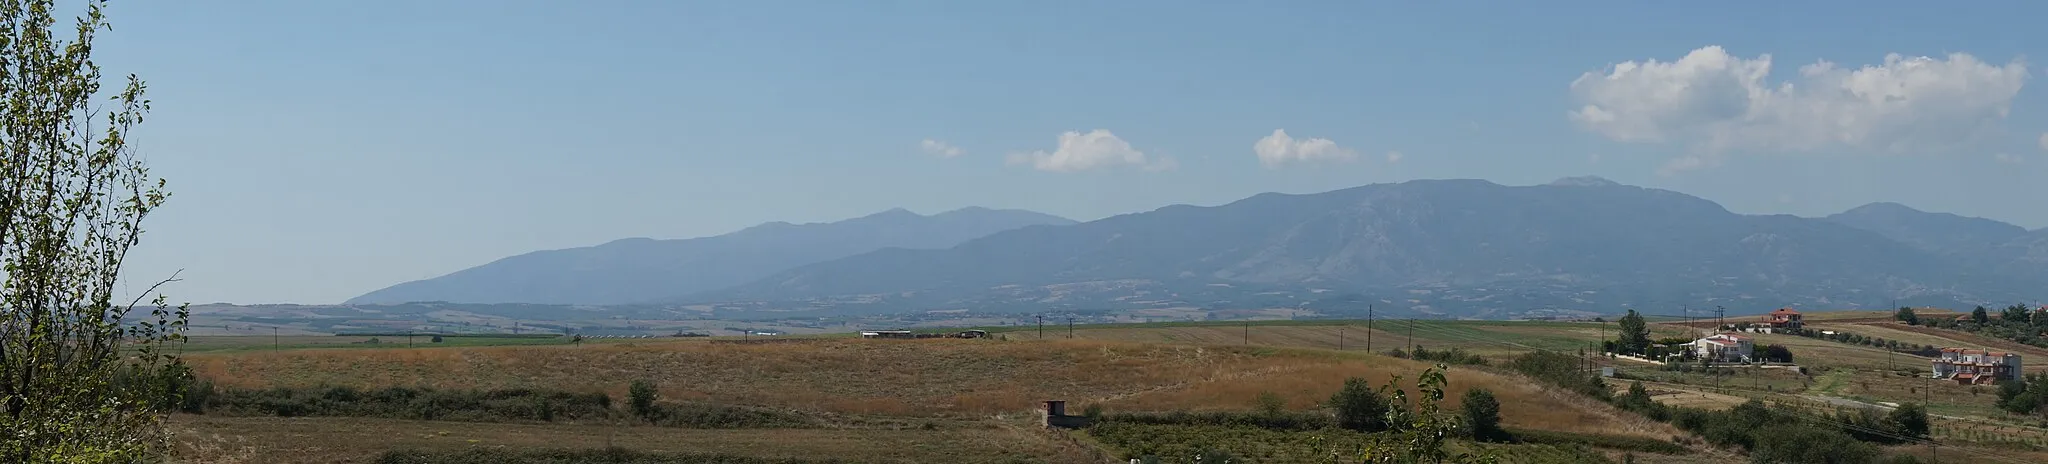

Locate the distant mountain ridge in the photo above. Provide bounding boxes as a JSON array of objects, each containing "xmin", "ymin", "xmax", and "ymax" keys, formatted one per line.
[
  {"xmin": 345, "ymin": 207, "xmax": 1075, "ymax": 305},
  {"xmin": 688, "ymin": 178, "xmax": 2041, "ymax": 317}
]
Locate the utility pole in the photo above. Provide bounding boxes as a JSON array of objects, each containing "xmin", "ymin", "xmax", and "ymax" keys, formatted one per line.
[
  {"xmin": 1037, "ymin": 315, "xmax": 1044, "ymax": 339},
  {"xmin": 1068, "ymin": 317, "xmax": 1075, "ymax": 339},
  {"xmin": 1244, "ymin": 322, "xmax": 1250, "ymax": 345},
  {"xmin": 272, "ymin": 327, "xmax": 279, "ymax": 351},
  {"xmin": 1406, "ymin": 318, "xmax": 1415, "ymax": 353},
  {"xmin": 1366, "ymin": 305, "xmax": 1374, "ymax": 353},
  {"xmin": 1339, "ymin": 327, "xmax": 1345, "ymax": 351},
  {"xmin": 1715, "ymin": 306, "xmax": 1725, "ymax": 331}
]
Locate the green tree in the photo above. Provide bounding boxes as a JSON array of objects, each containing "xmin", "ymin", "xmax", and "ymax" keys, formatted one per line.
[
  {"xmin": 1461, "ymin": 388, "xmax": 1504, "ymax": 442},
  {"xmin": 1886, "ymin": 403, "xmax": 1929, "ymax": 439},
  {"xmin": 1894, "ymin": 307, "xmax": 1918, "ymax": 325},
  {"xmin": 1748, "ymin": 424, "xmax": 1880, "ymax": 464},
  {"xmin": 2003, "ymin": 304, "xmax": 2031, "ymax": 324},
  {"xmin": 1971, "ymin": 306, "xmax": 1990, "ymax": 324},
  {"xmin": 0, "ymin": 1, "xmax": 185, "ymax": 461},
  {"xmin": 628, "ymin": 380, "xmax": 658, "ymax": 420},
  {"xmin": 1617, "ymin": 310, "xmax": 1651, "ymax": 355},
  {"xmin": 1329, "ymin": 377, "xmax": 1392, "ymax": 432},
  {"xmin": 1760, "ymin": 344, "xmax": 1794, "ymax": 364}
]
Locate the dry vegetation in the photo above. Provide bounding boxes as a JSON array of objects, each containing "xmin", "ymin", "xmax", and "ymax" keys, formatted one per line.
[
  {"xmin": 169, "ymin": 415, "xmax": 1100, "ymax": 464},
  {"xmin": 186, "ymin": 338, "xmax": 1673, "ymax": 440}
]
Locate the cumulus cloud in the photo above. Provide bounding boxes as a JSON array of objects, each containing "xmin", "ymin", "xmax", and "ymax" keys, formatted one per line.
[
  {"xmin": 1570, "ymin": 46, "xmax": 2029, "ymax": 170},
  {"xmin": 1008, "ymin": 129, "xmax": 1172, "ymax": 172},
  {"xmin": 2039, "ymin": 132, "xmax": 2048, "ymax": 151},
  {"xmin": 1253, "ymin": 129, "xmax": 1357, "ymax": 168},
  {"xmin": 920, "ymin": 139, "xmax": 963, "ymax": 158},
  {"xmin": 1385, "ymin": 151, "xmax": 1404, "ymax": 164}
]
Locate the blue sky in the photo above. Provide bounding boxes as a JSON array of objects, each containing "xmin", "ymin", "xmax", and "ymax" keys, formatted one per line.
[{"xmin": 101, "ymin": 1, "xmax": 2048, "ymax": 304}]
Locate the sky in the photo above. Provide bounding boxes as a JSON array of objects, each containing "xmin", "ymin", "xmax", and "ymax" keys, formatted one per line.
[{"xmin": 96, "ymin": 1, "xmax": 2048, "ymax": 304}]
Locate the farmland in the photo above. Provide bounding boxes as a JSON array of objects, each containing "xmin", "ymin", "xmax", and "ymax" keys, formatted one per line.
[{"xmin": 161, "ymin": 311, "xmax": 2048, "ymax": 463}]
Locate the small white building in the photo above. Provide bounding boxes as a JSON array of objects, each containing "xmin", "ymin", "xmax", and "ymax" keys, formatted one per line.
[{"xmin": 1693, "ymin": 333, "xmax": 1754, "ymax": 363}]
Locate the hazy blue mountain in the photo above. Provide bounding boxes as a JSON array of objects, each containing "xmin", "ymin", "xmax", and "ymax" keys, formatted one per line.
[
  {"xmin": 695, "ymin": 178, "xmax": 2035, "ymax": 317},
  {"xmin": 1824, "ymin": 202, "xmax": 2028, "ymax": 257},
  {"xmin": 346, "ymin": 207, "xmax": 1075, "ymax": 305}
]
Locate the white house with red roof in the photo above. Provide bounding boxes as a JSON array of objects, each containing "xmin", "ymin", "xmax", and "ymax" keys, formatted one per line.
[
  {"xmin": 1760, "ymin": 308, "xmax": 1803, "ymax": 331},
  {"xmin": 1932, "ymin": 348, "xmax": 2022, "ymax": 385},
  {"xmin": 1692, "ymin": 333, "xmax": 1754, "ymax": 362}
]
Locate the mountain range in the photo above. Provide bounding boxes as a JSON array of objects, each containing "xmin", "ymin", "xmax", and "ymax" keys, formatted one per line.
[
  {"xmin": 345, "ymin": 207, "xmax": 1076, "ymax": 305},
  {"xmin": 350, "ymin": 177, "xmax": 2046, "ymax": 318},
  {"xmin": 691, "ymin": 177, "xmax": 2045, "ymax": 317}
]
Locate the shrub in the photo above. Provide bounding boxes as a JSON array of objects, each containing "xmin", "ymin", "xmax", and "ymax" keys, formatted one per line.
[
  {"xmin": 1886, "ymin": 403, "xmax": 1929, "ymax": 439},
  {"xmin": 375, "ymin": 447, "xmax": 841, "ymax": 464},
  {"xmin": 1748, "ymin": 424, "xmax": 1879, "ymax": 464},
  {"xmin": 1508, "ymin": 350, "xmax": 1609, "ymax": 401},
  {"xmin": 203, "ymin": 386, "xmax": 613, "ymax": 423},
  {"xmin": 644, "ymin": 402, "xmax": 818, "ymax": 429},
  {"xmin": 630, "ymin": 380, "xmax": 659, "ymax": 420},
  {"xmin": 1329, "ymin": 377, "xmax": 1393, "ymax": 432},
  {"xmin": 1101, "ymin": 410, "xmax": 1334, "ymax": 432},
  {"xmin": 1461, "ymin": 388, "xmax": 1504, "ymax": 441},
  {"xmin": 1254, "ymin": 392, "xmax": 1286, "ymax": 416}
]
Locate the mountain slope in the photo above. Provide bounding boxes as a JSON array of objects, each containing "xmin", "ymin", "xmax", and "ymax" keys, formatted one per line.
[
  {"xmin": 346, "ymin": 207, "xmax": 1075, "ymax": 305},
  {"xmin": 699, "ymin": 179, "xmax": 2029, "ymax": 316},
  {"xmin": 1824, "ymin": 202, "xmax": 2028, "ymax": 257}
]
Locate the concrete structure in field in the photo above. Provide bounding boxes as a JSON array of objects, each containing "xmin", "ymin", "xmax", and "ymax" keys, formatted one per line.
[
  {"xmin": 1932, "ymin": 348, "xmax": 2022, "ymax": 385},
  {"xmin": 1692, "ymin": 333, "xmax": 1754, "ymax": 363},
  {"xmin": 1760, "ymin": 308, "xmax": 1804, "ymax": 331},
  {"xmin": 1040, "ymin": 400, "xmax": 1092, "ymax": 429}
]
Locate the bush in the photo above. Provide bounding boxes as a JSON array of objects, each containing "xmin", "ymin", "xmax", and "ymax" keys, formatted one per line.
[
  {"xmin": 630, "ymin": 380, "xmax": 659, "ymax": 420},
  {"xmin": 204, "ymin": 386, "xmax": 614, "ymax": 423},
  {"xmin": 1254, "ymin": 392, "xmax": 1286, "ymax": 416},
  {"xmin": 1759, "ymin": 345, "xmax": 1794, "ymax": 363},
  {"xmin": 376, "ymin": 447, "xmax": 841, "ymax": 464},
  {"xmin": 1101, "ymin": 410, "xmax": 1334, "ymax": 432},
  {"xmin": 1508, "ymin": 350, "xmax": 1609, "ymax": 401},
  {"xmin": 1461, "ymin": 388, "xmax": 1504, "ymax": 441},
  {"xmin": 1747, "ymin": 424, "xmax": 1879, "ymax": 464},
  {"xmin": 1887, "ymin": 403, "xmax": 1930, "ymax": 439},
  {"xmin": 643, "ymin": 402, "xmax": 818, "ymax": 429},
  {"xmin": 1328, "ymin": 377, "xmax": 1394, "ymax": 432}
]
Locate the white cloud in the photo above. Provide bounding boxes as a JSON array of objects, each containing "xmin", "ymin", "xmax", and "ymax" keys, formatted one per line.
[
  {"xmin": 1253, "ymin": 129, "xmax": 1357, "ymax": 168},
  {"xmin": 1385, "ymin": 151, "xmax": 1404, "ymax": 164},
  {"xmin": 920, "ymin": 139, "xmax": 963, "ymax": 158},
  {"xmin": 1994, "ymin": 152, "xmax": 2025, "ymax": 164},
  {"xmin": 1571, "ymin": 46, "xmax": 2029, "ymax": 164},
  {"xmin": 2038, "ymin": 132, "xmax": 2048, "ymax": 151},
  {"xmin": 1008, "ymin": 129, "xmax": 1172, "ymax": 172}
]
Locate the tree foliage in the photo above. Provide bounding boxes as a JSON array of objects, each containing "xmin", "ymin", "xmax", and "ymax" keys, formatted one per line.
[
  {"xmin": 1460, "ymin": 387, "xmax": 1504, "ymax": 442},
  {"xmin": 1971, "ymin": 306, "xmax": 1989, "ymax": 324},
  {"xmin": 1327, "ymin": 377, "xmax": 1394, "ymax": 432},
  {"xmin": 1893, "ymin": 307, "xmax": 1917, "ymax": 325},
  {"xmin": 0, "ymin": 1, "xmax": 185, "ymax": 461},
  {"xmin": 1616, "ymin": 310, "xmax": 1650, "ymax": 355},
  {"xmin": 628, "ymin": 380, "xmax": 658, "ymax": 420}
]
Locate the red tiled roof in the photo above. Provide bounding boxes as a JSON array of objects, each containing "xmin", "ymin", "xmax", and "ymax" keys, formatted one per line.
[
  {"xmin": 1954, "ymin": 373, "xmax": 1977, "ymax": 380},
  {"xmin": 1770, "ymin": 308, "xmax": 1801, "ymax": 315}
]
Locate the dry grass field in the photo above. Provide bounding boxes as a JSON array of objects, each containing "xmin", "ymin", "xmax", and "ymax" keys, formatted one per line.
[
  {"xmin": 175, "ymin": 313, "xmax": 2048, "ymax": 462},
  {"xmin": 185, "ymin": 338, "xmax": 1678, "ymax": 440},
  {"xmin": 170, "ymin": 415, "xmax": 1100, "ymax": 464}
]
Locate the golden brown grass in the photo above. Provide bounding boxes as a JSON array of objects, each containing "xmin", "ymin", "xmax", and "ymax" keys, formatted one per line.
[
  {"xmin": 187, "ymin": 337, "xmax": 1680, "ymax": 440},
  {"xmin": 168, "ymin": 415, "xmax": 1102, "ymax": 464}
]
